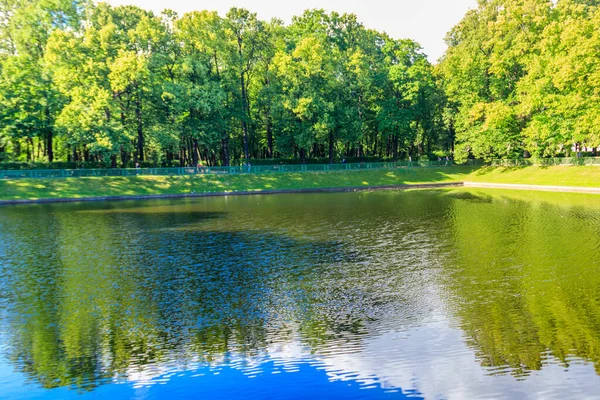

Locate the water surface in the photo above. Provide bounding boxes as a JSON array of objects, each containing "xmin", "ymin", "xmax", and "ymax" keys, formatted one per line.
[{"xmin": 1, "ymin": 189, "xmax": 600, "ymax": 399}]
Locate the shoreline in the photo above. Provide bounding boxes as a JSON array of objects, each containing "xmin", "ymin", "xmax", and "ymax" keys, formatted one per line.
[
  {"xmin": 464, "ymin": 182, "xmax": 600, "ymax": 194},
  {"xmin": 2, "ymin": 181, "xmax": 600, "ymax": 206},
  {"xmin": 0, "ymin": 182, "xmax": 463, "ymax": 206}
]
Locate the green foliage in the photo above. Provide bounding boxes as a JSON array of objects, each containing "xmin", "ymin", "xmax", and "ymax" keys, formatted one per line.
[
  {"xmin": 6, "ymin": 1, "xmax": 598, "ymax": 165},
  {"xmin": 0, "ymin": 0, "xmax": 85, "ymax": 162},
  {"xmin": 441, "ymin": 0, "xmax": 600, "ymax": 160},
  {"xmin": 0, "ymin": 3, "xmax": 450, "ymax": 166}
]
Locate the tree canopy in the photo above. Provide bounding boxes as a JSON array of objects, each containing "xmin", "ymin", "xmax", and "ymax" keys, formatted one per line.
[
  {"xmin": 440, "ymin": 0, "xmax": 600, "ymax": 162},
  {"xmin": 1, "ymin": 0, "xmax": 599, "ymax": 166},
  {"xmin": 0, "ymin": 2, "xmax": 447, "ymax": 166}
]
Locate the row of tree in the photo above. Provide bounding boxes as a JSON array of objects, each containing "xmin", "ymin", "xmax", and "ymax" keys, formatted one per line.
[
  {"xmin": 441, "ymin": 0, "xmax": 600, "ymax": 161},
  {"xmin": 1, "ymin": 0, "xmax": 599, "ymax": 166},
  {"xmin": 0, "ymin": 0, "xmax": 448, "ymax": 167}
]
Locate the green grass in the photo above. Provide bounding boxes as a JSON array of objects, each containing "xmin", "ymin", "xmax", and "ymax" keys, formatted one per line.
[
  {"xmin": 0, "ymin": 167, "xmax": 473, "ymax": 201},
  {"xmin": 0, "ymin": 165, "xmax": 599, "ymax": 201},
  {"xmin": 467, "ymin": 165, "xmax": 600, "ymax": 187}
]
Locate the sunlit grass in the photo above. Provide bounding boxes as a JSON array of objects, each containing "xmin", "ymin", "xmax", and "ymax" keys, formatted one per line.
[
  {"xmin": 467, "ymin": 166, "xmax": 600, "ymax": 187},
  {"xmin": 0, "ymin": 165, "xmax": 598, "ymax": 201}
]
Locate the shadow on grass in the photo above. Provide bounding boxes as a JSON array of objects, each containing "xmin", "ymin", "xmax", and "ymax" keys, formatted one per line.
[
  {"xmin": 471, "ymin": 166, "xmax": 528, "ymax": 176},
  {"xmin": 1, "ymin": 166, "xmax": 482, "ymax": 201},
  {"xmin": 389, "ymin": 166, "xmax": 476, "ymax": 183}
]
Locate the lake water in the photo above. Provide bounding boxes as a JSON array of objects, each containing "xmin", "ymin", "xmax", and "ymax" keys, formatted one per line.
[{"xmin": 1, "ymin": 189, "xmax": 600, "ymax": 399}]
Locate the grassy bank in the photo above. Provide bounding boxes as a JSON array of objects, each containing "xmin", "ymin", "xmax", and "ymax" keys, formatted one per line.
[
  {"xmin": 466, "ymin": 166, "xmax": 600, "ymax": 187},
  {"xmin": 0, "ymin": 165, "xmax": 599, "ymax": 201},
  {"xmin": 0, "ymin": 167, "xmax": 473, "ymax": 201}
]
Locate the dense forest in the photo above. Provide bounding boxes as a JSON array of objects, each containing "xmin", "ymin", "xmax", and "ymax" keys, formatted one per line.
[{"xmin": 0, "ymin": 0, "xmax": 599, "ymax": 167}]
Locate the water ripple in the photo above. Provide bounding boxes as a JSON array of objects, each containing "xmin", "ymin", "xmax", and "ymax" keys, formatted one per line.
[{"xmin": 1, "ymin": 190, "xmax": 600, "ymax": 398}]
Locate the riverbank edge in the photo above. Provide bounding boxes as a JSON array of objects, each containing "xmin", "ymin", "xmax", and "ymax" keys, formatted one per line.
[
  {"xmin": 0, "ymin": 182, "xmax": 464, "ymax": 205},
  {"xmin": 3, "ymin": 181, "xmax": 600, "ymax": 206},
  {"xmin": 464, "ymin": 182, "xmax": 600, "ymax": 194}
]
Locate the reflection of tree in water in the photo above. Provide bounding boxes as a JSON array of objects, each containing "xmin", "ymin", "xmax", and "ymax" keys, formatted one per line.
[
  {"xmin": 0, "ymin": 205, "xmax": 374, "ymax": 391},
  {"xmin": 0, "ymin": 192, "xmax": 457, "ymax": 392},
  {"xmin": 0, "ymin": 207, "xmax": 107, "ymax": 390},
  {"xmin": 447, "ymin": 192, "xmax": 600, "ymax": 378}
]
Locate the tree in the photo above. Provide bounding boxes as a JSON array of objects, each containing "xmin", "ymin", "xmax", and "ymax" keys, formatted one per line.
[
  {"xmin": 224, "ymin": 8, "xmax": 264, "ymax": 163},
  {"xmin": 0, "ymin": 0, "xmax": 85, "ymax": 162},
  {"xmin": 1, "ymin": 2, "xmax": 462, "ymax": 165}
]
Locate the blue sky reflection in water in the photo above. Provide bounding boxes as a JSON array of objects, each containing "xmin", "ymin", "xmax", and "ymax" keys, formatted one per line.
[{"xmin": 1, "ymin": 190, "xmax": 600, "ymax": 399}]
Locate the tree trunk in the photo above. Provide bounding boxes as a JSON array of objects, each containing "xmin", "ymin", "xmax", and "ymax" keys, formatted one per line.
[
  {"xmin": 373, "ymin": 131, "xmax": 378, "ymax": 157},
  {"xmin": 386, "ymin": 135, "xmax": 390, "ymax": 158},
  {"xmin": 240, "ymin": 73, "xmax": 250, "ymax": 162},
  {"xmin": 46, "ymin": 129, "xmax": 53, "ymax": 162},
  {"xmin": 135, "ymin": 91, "xmax": 144, "ymax": 162},
  {"xmin": 264, "ymin": 70, "xmax": 274, "ymax": 159},
  {"xmin": 181, "ymin": 146, "xmax": 187, "ymax": 167},
  {"xmin": 13, "ymin": 140, "xmax": 21, "ymax": 159},
  {"xmin": 300, "ymin": 148, "xmax": 306, "ymax": 164},
  {"xmin": 192, "ymin": 138, "xmax": 199, "ymax": 166},
  {"xmin": 45, "ymin": 104, "xmax": 54, "ymax": 162},
  {"xmin": 267, "ymin": 117, "xmax": 273, "ymax": 158},
  {"xmin": 204, "ymin": 148, "xmax": 210, "ymax": 166},
  {"xmin": 328, "ymin": 131, "xmax": 334, "ymax": 164},
  {"xmin": 187, "ymin": 138, "xmax": 194, "ymax": 167},
  {"xmin": 120, "ymin": 146, "xmax": 127, "ymax": 168},
  {"xmin": 221, "ymin": 134, "xmax": 230, "ymax": 166}
]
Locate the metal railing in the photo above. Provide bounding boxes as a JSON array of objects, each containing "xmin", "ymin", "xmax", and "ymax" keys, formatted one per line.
[
  {"xmin": 0, "ymin": 160, "xmax": 476, "ymax": 180},
  {"xmin": 491, "ymin": 157, "xmax": 600, "ymax": 167}
]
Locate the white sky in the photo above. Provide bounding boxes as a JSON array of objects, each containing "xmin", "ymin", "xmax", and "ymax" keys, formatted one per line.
[{"xmin": 103, "ymin": 0, "xmax": 477, "ymax": 62}]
